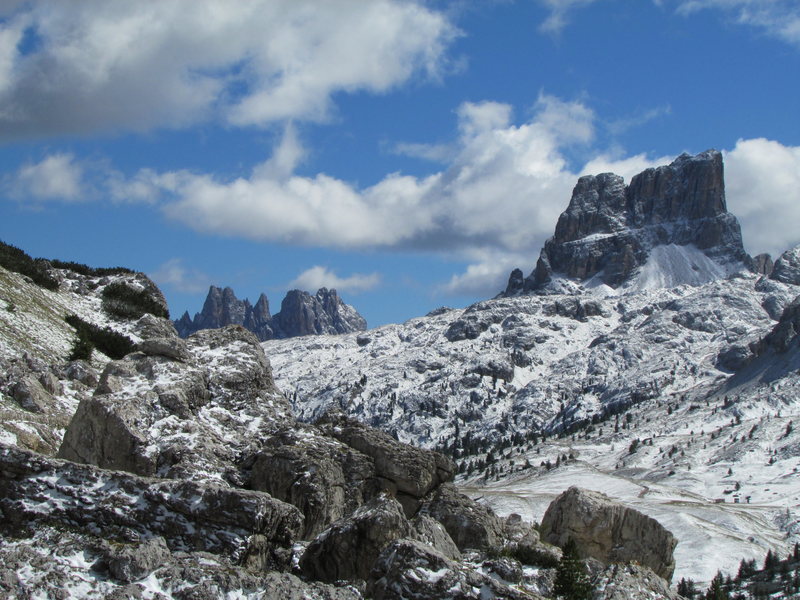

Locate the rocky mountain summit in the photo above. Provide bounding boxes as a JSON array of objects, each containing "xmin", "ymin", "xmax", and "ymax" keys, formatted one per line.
[
  {"xmin": 265, "ymin": 150, "xmax": 800, "ymax": 586},
  {"xmin": 503, "ymin": 150, "xmax": 753, "ymax": 295},
  {"xmin": 175, "ymin": 285, "xmax": 366, "ymax": 341}
]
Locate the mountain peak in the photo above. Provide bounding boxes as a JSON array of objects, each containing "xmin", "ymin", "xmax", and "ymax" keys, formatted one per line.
[
  {"xmin": 505, "ymin": 149, "xmax": 751, "ymax": 295},
  {"xmin": 175, "ymin": 285, "xmax": 366, "ymax": 340}
]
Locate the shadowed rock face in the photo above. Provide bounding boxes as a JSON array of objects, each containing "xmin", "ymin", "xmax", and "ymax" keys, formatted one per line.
[
  {"xmin": 540, "ymin": 486, "xmax": 678, "ymax": 582},
  {"xmin": 175, "ymin": 286, "xmax": 365, "ymax": 341},
  {"xmin": 503, "ymin": 150, "xmax": 752, "ymax": 294}
]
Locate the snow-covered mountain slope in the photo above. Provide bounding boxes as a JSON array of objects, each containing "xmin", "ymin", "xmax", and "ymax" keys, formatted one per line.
[
  {"xmin": 265, "ymin": 271, "xmax": 800, "ymax": 584},
  {"xmin": 0, "ymin": 263, "xmax": 166, "ymax": 454}
]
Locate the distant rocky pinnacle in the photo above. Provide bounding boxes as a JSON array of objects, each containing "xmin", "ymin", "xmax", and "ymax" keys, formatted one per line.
[
  {"xmin": 175, "ymin": 286, "xmax": 366, "ymax": 341},
  {"xmin": 503, "ymin": 150, "xmax": 754, "ymax": 295}
]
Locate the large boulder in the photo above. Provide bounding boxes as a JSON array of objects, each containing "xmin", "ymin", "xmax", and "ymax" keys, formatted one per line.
[
  {"xmin": 418, "ymin": 483, "xmax": 505, "ymax": 551},
  {"xmin": 299, "ymin": 494, "xmax": 413, "ymax": 583},
  {"xmin": 317, "ymin": 412, "xmax": 455, "ymax": 516},
  {"xmin": 247, "ymin": 425, "xmax": 378, "ymax": 539},
  {"xmin": 540, "ymin": 487, "xmax": 677, "ymax": 581}
]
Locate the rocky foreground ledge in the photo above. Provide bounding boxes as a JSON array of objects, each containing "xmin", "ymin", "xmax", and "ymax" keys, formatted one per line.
[{"xmin": 1, "ymin": 318, "xmax": 681, "ymax": 599}]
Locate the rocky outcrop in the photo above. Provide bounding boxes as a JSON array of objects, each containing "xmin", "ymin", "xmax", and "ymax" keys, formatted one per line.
[
  {"xmin": 504, "ymin": 150, "xmax": 752, "ymax": 295},
  {"xmin": 272, "ymin": 288, "xmax": 368, "ymax": 338},
  {"xmin": 593, "ymin": 563, "xmax": 682, "ymax": 600},
  {"xmin": 247, "ymin": 425, "xmax": 378, "ymax": 539},
  {"xmin": 317, "ymin": 412, "xmax": 456, "ymax": 516},
  {"xmin": 367, "ymin": 539, "xmax": 541, "ymax": 600},
  {"xmin": 771, "ymin": 245, "xmax": 800, "ymax": 285},
  {"xmin": 58, "ymin": 324, "xmax": 294, "ymax": 481},
  {"xmin": 758, "ymin": 295, "xmax": 800, "ymax": 354},
  {"xmin": 175, "ymin": 285, "xmax": 366, "ymax": 341},
  {"xmin": 300, "ymin": 494, "xmax": 413, "ymax": 583},
  {"xmin": 540, "ymin": 487, "xmax": 677, "ymax": 581},
  {"xmin": 419, "ymin": 483, "xmax": 505, "ymax": 551},
  {"xmin": 0, "ymin": 444, "xmax": 302, "ymax": 559}
]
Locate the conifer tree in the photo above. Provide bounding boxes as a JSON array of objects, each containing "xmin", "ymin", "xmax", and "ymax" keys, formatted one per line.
[{"xmin": 553, "ymin": 538, "xmax": 592, "ymax": 600}]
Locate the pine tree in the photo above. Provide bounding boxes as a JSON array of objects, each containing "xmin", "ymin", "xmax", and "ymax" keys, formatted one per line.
[
  {"xmin": 677, "ymin": 577, "xmax": 698, "ymax": 598},
  {"xmin": 705, "ymin": 571, "xmax": 729, "ymax": 600},
  {"xmin": 553, "ymin": 538, "xmax": 592, "ymax": 600}
]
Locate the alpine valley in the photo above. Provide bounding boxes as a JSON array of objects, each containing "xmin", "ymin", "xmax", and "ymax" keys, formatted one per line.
[{"xmin": 1, "ymin": 150, "xmax": 799, "ymax": 599}]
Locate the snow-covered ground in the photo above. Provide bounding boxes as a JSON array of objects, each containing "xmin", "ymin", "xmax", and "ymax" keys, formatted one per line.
[{"xmin": 265, "ymin": 271, "xmax": 800, "ymax": 586}]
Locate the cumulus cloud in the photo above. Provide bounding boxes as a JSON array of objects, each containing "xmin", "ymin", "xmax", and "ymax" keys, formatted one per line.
[
  {"xmin": 724, "ymin": 138, "xmax": 800, "ymax": 256},
  {"xmin": 13, "ymin": 153, "xmax": 85, "ymax": 201},
  {"xmin": 14, "ymin": 103, "xmax": 800, "ymax": 297},
  {"xmin": 676, "ymin": 0, "xmax": 800, "ymax": 46},
  {"xmin": 149, "ymin": 258, "xmax": 211, "ymax": 294},
  {"xmin": 154, "ymin": 95, "xmax": 593, "ymax": 258},
  {"xmin": 0, "ymin": 0, "xmax": 457, "ymax": 138},
  {"xmin": 289, "ymin": 265, "xmax": 381, "ymax": 294}
]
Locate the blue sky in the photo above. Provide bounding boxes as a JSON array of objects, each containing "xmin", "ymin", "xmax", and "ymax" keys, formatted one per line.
[{"xmin": 1, "ymin": 0, "xmax": 799, "ymax": 327}]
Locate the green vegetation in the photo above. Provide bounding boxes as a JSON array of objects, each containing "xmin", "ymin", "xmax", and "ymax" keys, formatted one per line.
[
  {"xmin": 553, "ymin": 538, "xmax": 592, "ymax": 600},
  {"xmin": 65, "ymin": 314, "xmax": 136, "ymax": 360},
  {"xmin": 49, "ymin": 259, "xmax": 133, "ymax": 277},
  {"xmin": 68, "ymin": 337, "xmax": 94, "ymax": 361},
  {"xmin": 101, "ymin": 281, "xmax": 168, "ymax": 320},
  {"xmin": 489, "ymin": 543, "xmax": 560, "ymax": 569},
  {"xmin": 0, "ymin": 240, "xmax": 59, "ymax": 290}
]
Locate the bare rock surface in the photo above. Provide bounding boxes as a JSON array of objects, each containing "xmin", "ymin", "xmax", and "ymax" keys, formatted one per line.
[
  {"xmin": 591, "ymin": 563, "xmax": 682, "ymax": 600},
  {"xmin": 419, "ymin": 482, "xmax": 506, "ymax": 551},
  {"xmin": 540, "ymin": 486, "xmax": 677, "ymax": 581},
  {"xmin": 317, "ymin": 411, "xmax": 455, "ymax": 516},
  {"xmin": 0, "ymin": 443, "xmax": 302, "ymax": 558},
  {"xmin": 771, "ymin": 245, "xmax": 800, "ymax": 285},
  {"xmin": 300, "ymin": 494, "xmax": 413, "ymax": 583},
  {"xmin": 58, "ymin": 324, "xmax": 293, "ymax": 482},
  {"xmin": 367, "ymin": 538, "xmax": 543, "ymax": 600}
]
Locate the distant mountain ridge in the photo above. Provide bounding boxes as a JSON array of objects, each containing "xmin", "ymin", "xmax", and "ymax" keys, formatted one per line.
[
  {"xmin": 175, "ymin": 285, "xmax": 367, "ymax": 341},
  {"xmin": 504, "ymin": 150, "xmax": 756, "ymax": 296}
]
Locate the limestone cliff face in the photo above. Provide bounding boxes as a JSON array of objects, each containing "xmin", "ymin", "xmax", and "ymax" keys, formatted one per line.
[
  {"xmin": 504, "ymin": 150, "xmax": 753, "ymax": 295},
  {"xmin": 175, "ymin": 285, "xmax": 365, "ymax": 341}
]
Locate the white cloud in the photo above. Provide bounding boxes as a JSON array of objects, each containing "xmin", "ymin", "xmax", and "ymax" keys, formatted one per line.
[
  {"xmin": 14, "ymin": 153, "xmax": 84, "ymax": 201},
  {"xmin": 676, "ymin": 0, "xmax": 800, "ymax": 46},
  {"xmin": 289, "ymin": 265, "xmax": 381, "ymax": 294},
  {"xmin": 149, "ymin": 258, "xmax": 211, "ymax": 294},
  {"xmin": 724, "ymin": 138, "xmax": 800, "ymax": 256},
  {"xmin": 0, "ymin": 0, "xmax": 457, "ymax": 138},
  {"xmin": 155, "ymin": 94, "xmax": 592, "ymax": 258},
  {"xmin": 15, "ymin": 101, "xmax": 800, "ymax": 297},
  {"xmin": 536, "ymin": 0, "xmax": 602, "ymax": 34}
]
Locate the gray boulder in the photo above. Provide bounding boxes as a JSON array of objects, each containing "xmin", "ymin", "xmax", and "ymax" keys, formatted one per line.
[
  {"xmin": 317, "ymin": 412, "xmax": 455, "ymax": 516},
  {"xmin": 419, "ymin": 483, "xmax": 505, "ymax": 551},
  {"xmin": 10, "ymin": 375, "xmax": 52, "ymax": 413},
  {"xmin": 103, "ymin": 537, "xmax": 170, "ymax": 583},
  {"xmin": 367, "ymin": 538, "xmax": 541, "ymax": 600},
  {"xmin": 409, "ymin": 514, "xmax": 461, "ymax": 561},
  {"xmin": 592, "ymin": 563, "xmax": 681, "ymax": 600},
  {"xmin": 137, "ymin": 337, "xmax": 190, "ymax": 361},
  {"xmin": 247, "ymin": 425, "xmax": 377, "ymax": 539},
  {"xmin": 540, "ymin": 487, "xmax": 677, "ymax": 581},
  {"xmin": 300, "ymin": 494, "xmax": 412, "ymax": 583}
]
